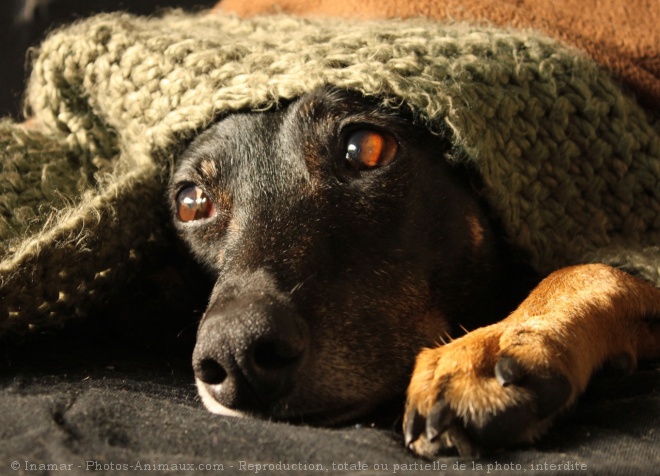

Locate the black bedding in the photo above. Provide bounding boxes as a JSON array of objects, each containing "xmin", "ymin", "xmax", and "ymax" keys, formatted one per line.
[{"xmin": 2, "ymin": 284, "xmax": 659, "ymax": 476}]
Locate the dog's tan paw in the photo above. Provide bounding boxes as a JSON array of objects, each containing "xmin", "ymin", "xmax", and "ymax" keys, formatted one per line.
[{"xmin": 403, "ymin": 324, "xmax": 574, "ymax": 458}]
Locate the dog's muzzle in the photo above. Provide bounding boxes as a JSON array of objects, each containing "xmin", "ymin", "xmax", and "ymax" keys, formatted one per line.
[{"xmin": 192, "ymin": 272, "xmax": 309, "ymax": 417}]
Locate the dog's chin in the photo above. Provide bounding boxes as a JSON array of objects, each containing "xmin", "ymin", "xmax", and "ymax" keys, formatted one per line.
[{"xmin": 196, "ymin": 379, "xmax": 374, "ymax": 426}]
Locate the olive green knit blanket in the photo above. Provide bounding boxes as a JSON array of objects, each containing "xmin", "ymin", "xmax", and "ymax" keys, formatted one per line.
[{"xmin": 1, "ymin": 11, "xmax": 658, "ymax": 336}]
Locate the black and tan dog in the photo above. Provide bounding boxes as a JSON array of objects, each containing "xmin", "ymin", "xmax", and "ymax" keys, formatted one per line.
[{"xmin": 170, "ymin": 88, "xmax": 660, "ymax": 457}]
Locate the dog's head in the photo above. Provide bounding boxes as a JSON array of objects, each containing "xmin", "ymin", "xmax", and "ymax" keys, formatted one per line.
[{"xmin": 170, "ymin": 88, "xmax": 512, "ymax": 424}]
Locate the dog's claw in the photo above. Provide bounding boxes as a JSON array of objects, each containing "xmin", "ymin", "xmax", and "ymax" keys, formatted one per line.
[
  {"xmin": 425, "ymin": 399, "xmax": 453, "ymax": 442},
  {"xmin": 403, "ymin": 407, "xmax": 425, "ymax": 447},
  {"xmin": 495, "ymin": 355, "xmax": 525, "ymax": 386},
  {"xmin": 404, "ymin": 400, "xmax": 477, "ymax": 458},
  {"xmin": 446, "ymin": 423, "xmax": 476, "ymax": 457}
]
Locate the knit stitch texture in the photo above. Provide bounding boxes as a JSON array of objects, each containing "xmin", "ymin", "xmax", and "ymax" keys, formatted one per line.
[{"xmin": 1, "ymin": 11, "xmax": 658, "ymax": 335}]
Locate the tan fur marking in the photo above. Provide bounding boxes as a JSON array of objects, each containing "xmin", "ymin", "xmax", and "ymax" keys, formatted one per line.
[
  {"xmin": 466, "ymin": 214, "xmax": 485, "ymax": 251},
  {"xmin": 406, "ymin": 264, "xmax": 660, "ymax": 447},
  {"xmin": 200, "ymin": 159, "xmax": 218, "ymax": 180}
]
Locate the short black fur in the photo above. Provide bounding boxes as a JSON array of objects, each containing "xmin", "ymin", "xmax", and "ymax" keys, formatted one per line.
[{"xmin": 170, "ymin": 88, "xmax": 536, "ymax": 424}]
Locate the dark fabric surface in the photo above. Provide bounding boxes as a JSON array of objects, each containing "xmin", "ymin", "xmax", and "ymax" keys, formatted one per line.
[
  {"xmin": 2, "ymin": 181, "xmax": 657, "ymax": 476},
  {"xmin": 1, "ymin": 316, "xmax": 659, "ymax": 476}
]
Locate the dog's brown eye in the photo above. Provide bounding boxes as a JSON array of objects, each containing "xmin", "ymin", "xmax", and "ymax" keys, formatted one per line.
[
  {"xmin": 345, "ymin": 130, "xmax": 398, "ymax": 170},
  {"xmin": 176, "ymin": 185, "xmax": 215, "ymax": 222}
]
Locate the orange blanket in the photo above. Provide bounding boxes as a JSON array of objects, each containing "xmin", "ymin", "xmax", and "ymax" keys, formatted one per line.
[{"xmin": 214, "ymin": 0, "xmax": 660, "ymax": 110}]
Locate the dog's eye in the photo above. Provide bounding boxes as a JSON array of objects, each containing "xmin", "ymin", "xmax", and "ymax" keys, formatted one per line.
[
  {"xmin": 176, "ymin": 185, "xmax": 216, "ymax": 222},
  {"xmin": 345, "ymin": 130, "xmax": 398, "ymax": 170}
]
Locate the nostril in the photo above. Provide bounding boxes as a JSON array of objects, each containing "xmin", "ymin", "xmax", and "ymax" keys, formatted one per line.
[
  {"xmin": 253, "ymin": 341, "xmax": 302, "ymax": 371},
  {"xmin": 197, "ymin": 359, "xmax": 228, "ymax": 385}
]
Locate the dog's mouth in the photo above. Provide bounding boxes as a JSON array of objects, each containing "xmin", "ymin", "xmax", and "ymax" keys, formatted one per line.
[
  {"xmin": 190, "ymin": 270, "xmax": 410, "ymax": 427},
  {"xmin": 195, "ymin": 376, "xmax": 384, "ymax": 426}
]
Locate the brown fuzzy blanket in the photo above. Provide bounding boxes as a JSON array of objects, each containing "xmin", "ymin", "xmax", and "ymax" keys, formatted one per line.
[{"xmin": 215, "ymin": 0, "xmax": 660, "ymax": 110}]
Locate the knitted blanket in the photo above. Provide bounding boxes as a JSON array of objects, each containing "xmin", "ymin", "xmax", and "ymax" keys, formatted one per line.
[{"xmin": 1, "ymin": 11, "xmax": 658, "ymax": 336}]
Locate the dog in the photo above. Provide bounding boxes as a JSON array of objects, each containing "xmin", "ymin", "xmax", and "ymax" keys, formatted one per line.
[{"xmin": 170, "ymin": 87, "xmax": 660, "ymax": 457}]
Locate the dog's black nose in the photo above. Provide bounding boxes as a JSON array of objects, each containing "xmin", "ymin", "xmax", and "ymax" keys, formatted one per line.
[{"xmin": 193, "ymin": 286, "xmax": 308, "ymax": 415}]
